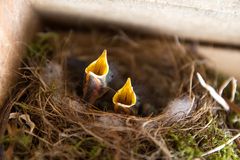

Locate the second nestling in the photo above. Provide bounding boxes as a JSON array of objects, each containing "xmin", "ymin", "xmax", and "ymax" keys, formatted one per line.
[{"xmin": 82, "ymin": 50, "xmax": 137, "ymax": 114}]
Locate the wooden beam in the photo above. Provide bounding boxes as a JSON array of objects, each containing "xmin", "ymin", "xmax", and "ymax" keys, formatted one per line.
[
  {"xmin": 197, "ymin": 46, "xmax": 240, "ymax": 80},
  {"xmin": 30, "ymin": 0, "xmax": 240, "ymax": 45},
  {"xmin": 0, "ymin": 1, "xmax": 40, "ymax": 152},
  {"xmin": 0, "ymin": 0, "xmax": 39, "ymax": 106}
]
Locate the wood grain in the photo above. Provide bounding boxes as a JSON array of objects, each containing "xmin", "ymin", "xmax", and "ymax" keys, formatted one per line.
[
  {"xmin": 30, "ymin": 0, "xmax": 240, "ymax": 45},
  {"xmin": 0, "ymin": 0, "xmax": 39, "ymax": 107},
  {"xmin": 0, "ymin": 1, "xmax": 39, "ymax": 157}
]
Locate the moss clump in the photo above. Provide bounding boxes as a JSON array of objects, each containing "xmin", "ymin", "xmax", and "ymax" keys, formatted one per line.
[
  {"xmin": 26, "ymin": 32, "xmax": 58, "ymax": 64},
  {"xmin": 167, "ymin": 132, "xmax": 202, "ymax": 159},
  {"xmin": 166, "ymin": 119, "xmax": 239, "ymax": 160}
]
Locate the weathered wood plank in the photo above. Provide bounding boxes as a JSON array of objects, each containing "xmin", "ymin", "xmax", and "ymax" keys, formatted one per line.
[
  {"xmin": 30, "ymin": 0, "xmax": 240, "ymax": 45},
  {"xmin": 197, "ymin": 46, "xmax": 240, "ymax": 80},
  {"xmin": 0, "ymin": 1, "xmax": 39, "ymax": 149},
  {"xmin": 0, "ymin": 0, "xmax": 39, "ymax": 107}
]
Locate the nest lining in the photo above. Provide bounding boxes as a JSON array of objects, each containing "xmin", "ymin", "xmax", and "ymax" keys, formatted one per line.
[{"xmin": 2, "ymin": 29, "xmax": 240, "ymax": 160}]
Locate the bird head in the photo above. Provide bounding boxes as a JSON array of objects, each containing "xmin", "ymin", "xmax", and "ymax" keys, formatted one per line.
[{"xmin": 113, "ymin": 78, "xmax": 137, "ymax": 110}]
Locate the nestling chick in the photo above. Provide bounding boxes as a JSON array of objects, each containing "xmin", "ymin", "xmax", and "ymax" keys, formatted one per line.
[
  {"xmin": 83, "ymin": 50, "xmax": 109, "ymax": 103},
  {"xmin": 112, "ymin": 78, "xmax": 137, "ymax": 114}
]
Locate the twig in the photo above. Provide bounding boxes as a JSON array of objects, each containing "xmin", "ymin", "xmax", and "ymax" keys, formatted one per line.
[
  {"xmin": 196, "ymin": 73, "xmax": 229, "ymax": 111},
  {"xmin": 142, "ymin": 128, "xmax": 172, "ymax": 160},
  {"xmin": 189, "ymin": 63, "xmax": 195, "ymax": 99},
  {"xmin": 24, "ymin": 130, "xmax": 53, "ymax": 146},
  {"xmin": 202, "ymin": 132, "xmax": 240, "ymax": 157},
  {"xmin": 218, "ymin": 77, "xmax": 237, "ymax": 102}
]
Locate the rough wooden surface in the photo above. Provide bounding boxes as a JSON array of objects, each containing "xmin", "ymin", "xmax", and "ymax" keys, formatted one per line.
[
  {"xmin": 30, "ymin": 0, "xmax": 240, "ymax": 45},
  {"xmin": 0, "ymin": 0, "xmax": 38, "ymax": 107},
  {"xmin": 197, "ymin": 47, "xmax": 240, "ymax": 80},
  {"xmin": 0, "ymin": 1, "xmax": 39, "ymax": 144}
]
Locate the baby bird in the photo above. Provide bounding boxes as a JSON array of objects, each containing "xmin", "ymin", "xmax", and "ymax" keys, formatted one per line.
[
  {"xmin": 112, "ymin": 78, "xmax": 137, "ymax": 114},
  {"xmin": 83, "ymin": 50, "xmax": 109, "ymax": 103}
]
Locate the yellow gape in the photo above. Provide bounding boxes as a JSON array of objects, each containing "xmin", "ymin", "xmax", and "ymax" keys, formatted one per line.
[
  {"xmin": 85, "ymin": 50, "xmax": 109, "ymax": 76},
  {"xmin": 83, "ymin": 50, "xmax": 109, "ymax": 103},
  {"xmin": 113, "ymin": 78, "xmax": 137, "ymax": 114}
]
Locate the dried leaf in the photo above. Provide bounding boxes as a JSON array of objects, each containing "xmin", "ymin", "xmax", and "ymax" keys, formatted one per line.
[{"xmin": 9, "ymin": 112, "xmax": 35, "ymax": 133}]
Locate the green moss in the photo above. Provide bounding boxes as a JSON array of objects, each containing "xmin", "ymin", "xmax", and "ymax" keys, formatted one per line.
[
  {"xmin": 2, "ymin": 132, "xmax": 32, "ymax": 151},
  {"xmin": 167, "ymin": 119, "xmax": 239, "ymax": 160},
  {"xmin": 72, "ymin": 137, "xmax": 112, "ymax": 160},
  {"xmin": 228, "ymin": 112, "xmax": 240, "ymax": 129},
  {"xmin": 26, "ymin": 32, "xmax": 58, "ymax": 64},
  {"xmin": 167, "ymin": 132, "xmax": 202, "ymax": 160},
  {"xmin": 16, "ymin": 134, "xmax": 32, "ymax": 149},
  {"xmin": 203, "ymin": 123, "xmax": 239, "ymax": 160}
]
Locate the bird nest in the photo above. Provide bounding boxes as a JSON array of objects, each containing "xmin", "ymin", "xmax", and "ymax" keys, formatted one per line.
[{"xmin": 2, "ymin": 28, "xmax": 240, "ymax": 160}]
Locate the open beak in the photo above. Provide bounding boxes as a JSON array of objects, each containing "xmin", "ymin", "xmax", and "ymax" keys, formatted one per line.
[
  {"xmin": 112, "ymin": 78, "xmax": 137, "ymax": 114},
  {"xmin": 83, "ymin": 50, "xmax": 109, "ymax": 103}
]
